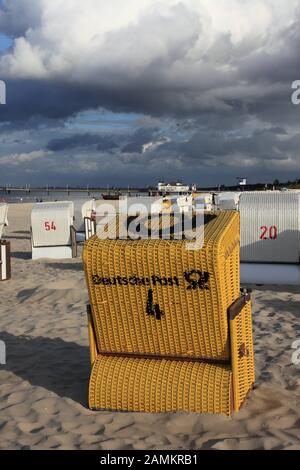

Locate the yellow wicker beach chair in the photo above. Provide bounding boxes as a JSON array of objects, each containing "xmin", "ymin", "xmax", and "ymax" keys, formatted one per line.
[{"xmin": 83, "ymin": 211, "xmax": 255, "ymax": 415}]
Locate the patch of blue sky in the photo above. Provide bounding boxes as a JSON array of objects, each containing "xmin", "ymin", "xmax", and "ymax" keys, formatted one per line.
[
  {"xmin": 0, "ymin": 34, "xmax": 13, "ymax": 52},
  {"xmin": 66, "ymin": 109, "xmax": 143, "ymax": 133}
]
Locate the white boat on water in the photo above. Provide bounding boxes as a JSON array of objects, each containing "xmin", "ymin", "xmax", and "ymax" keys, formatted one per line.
[{"xmin": 157, "ymin": 181, "xmax": 196, "ymax": 194}]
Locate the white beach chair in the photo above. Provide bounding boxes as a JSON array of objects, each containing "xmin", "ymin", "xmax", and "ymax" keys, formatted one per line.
[
  {"xmin": 240, "ymin": 192, "xmax": 300, "ymax": 285},
  {"xmin": 151, "ymin": 196, "xmax": 179, "ymax": 213},
  {"xmin": 31, "ymin": 201, "xmax": 77, "ymax": 260},
  {"xmin": 215, "ymin": 192, "xmax": 241, "ymax": 210},
  {"xmin": 177, "ymin": 195, "xmax": 193, "ymax": 213},
  {"xmin": 193, "ymin": 193, "xmax": 213, "ymax": 211},
  {"xmin": 74, "ymin": 199, "xmax": 96, "ymax": 240}
]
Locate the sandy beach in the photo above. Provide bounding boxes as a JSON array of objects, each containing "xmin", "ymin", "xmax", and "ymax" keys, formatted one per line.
[{"xmin": 0, "ymin": 203, "xmax": 299, "ymax": 450}]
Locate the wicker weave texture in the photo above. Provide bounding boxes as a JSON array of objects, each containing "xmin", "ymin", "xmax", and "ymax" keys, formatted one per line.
[
  {"xmin": 89, "ymin": 355, "xmax": 232, "ymax": 415},
  {"xmin": 83, "ymin": 212, "xmax": 240, "ymax": 361}
]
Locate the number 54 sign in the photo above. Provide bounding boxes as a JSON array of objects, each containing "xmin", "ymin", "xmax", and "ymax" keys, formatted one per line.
[{"xmin": 44, "ymin": 221, "xmax": 57, "ymax": 231}]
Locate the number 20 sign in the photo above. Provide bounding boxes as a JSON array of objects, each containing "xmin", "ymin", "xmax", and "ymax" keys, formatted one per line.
[{"xmin": 260, "ymin": 225, "xmax": 277, "ymax": 240}]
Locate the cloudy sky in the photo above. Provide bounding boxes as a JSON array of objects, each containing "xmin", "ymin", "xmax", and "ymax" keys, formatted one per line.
[{"xmin": 0, "ymin": 0, "xmax": 300, "ymax": 187}]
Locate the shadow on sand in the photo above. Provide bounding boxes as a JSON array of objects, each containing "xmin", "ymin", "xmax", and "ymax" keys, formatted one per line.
[
  {"xmin": 0, "ymin": 332, "xmax": 90, "ymax": 406},
  {"xmin": 46, "ymin": 262, "xmax": 83, "ymax": 272},
  {"xmin": 11, "ymin": 251, "xmax": 31, "ymax": 260}
]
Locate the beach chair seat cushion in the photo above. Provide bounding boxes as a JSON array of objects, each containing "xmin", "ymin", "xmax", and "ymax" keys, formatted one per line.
[{"xmin": 89, "ymin": 355, "xmax": 232, "ymax": 415}]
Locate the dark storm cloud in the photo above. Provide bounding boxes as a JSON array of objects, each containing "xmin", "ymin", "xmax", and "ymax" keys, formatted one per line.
[
  {"xmin": 180, "ymin": 127, "xmax": 290, "ymax": 161},
  {"xmin": 0, "ymin": 0, "xmax": 42, "ymax": 37},
  {"xmin": 121, "ymin": 128, "xmax": 159, "ymax": 153},
  {"xmin": 0, "ymin": 2, "xmax": 298, "ymax": 123},
  {"xmin": 0, "ymin": 0, "xmax": 299, "ymax": 186},
  {"xmin": 0, "ymin": 0, "xmax": 300, "ymax": 127},
  {"xmin": 0, "ymin": 114, "xmax": 64, "ymax": 132},
  {"xmin": 0, "ymin": 80, "xmax": 103, "ymax": 123},
  {"xmin": 239, "ymin": 21, "xmax": 300, "ymax": 84},
  {"xmin": 47, "ymin": 133, "xmax": 118, "ymax": 152}
]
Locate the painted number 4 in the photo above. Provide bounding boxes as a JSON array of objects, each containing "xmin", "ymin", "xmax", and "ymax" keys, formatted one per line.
[
  {"xmin": 45, "ymin": 221, "xmax": 57, "ymax": 231},
  {"xmin": 260, "ymin": 225, "xmax": 277, "ymax": 240}
]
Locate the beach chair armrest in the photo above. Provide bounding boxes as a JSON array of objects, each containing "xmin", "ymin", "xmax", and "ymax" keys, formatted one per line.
[
  {"xmin": 228, "ymin": 289, "xmax": 251, "ymax": 320},
  {"xmin": 87, "ymin": 305, "xmax": 99, "ymax": 366}
]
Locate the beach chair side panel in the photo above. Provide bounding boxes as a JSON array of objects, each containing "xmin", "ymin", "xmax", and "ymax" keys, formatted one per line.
[{"xmin": 229, "ymin": 301, "xmax": 255, "ymax": 412}]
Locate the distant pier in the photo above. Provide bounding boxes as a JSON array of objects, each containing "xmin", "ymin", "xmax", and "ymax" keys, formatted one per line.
[{"xmin": 1, "ymin": 186, "xmax": 152, "ymax": 196}]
